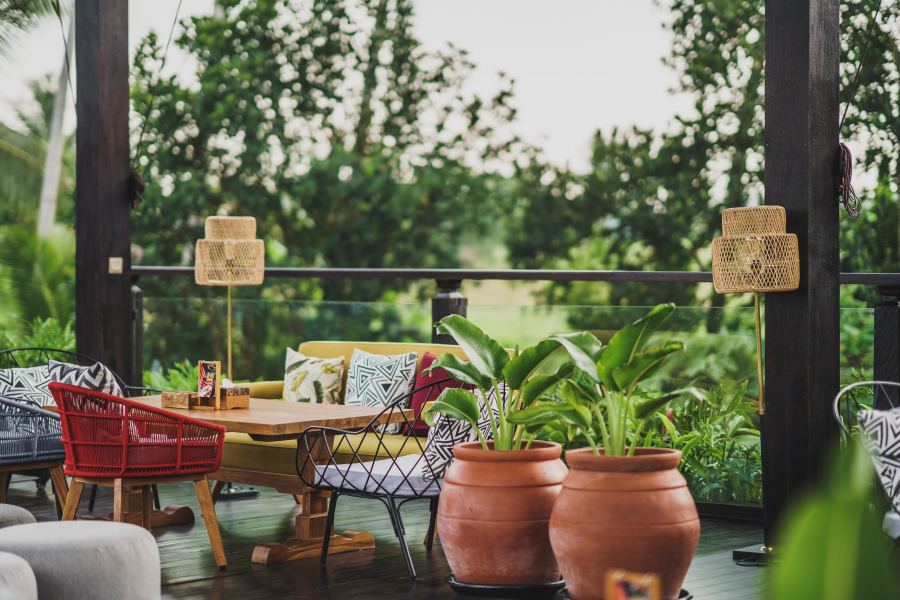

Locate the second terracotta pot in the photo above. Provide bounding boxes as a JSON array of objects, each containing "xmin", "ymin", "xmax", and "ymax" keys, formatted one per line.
[
  {"xmin": 549, "ymin": 448, "xmax": 700, "ymax": 600},
  {"xmin": 437, "ymin": 440, "xmax": 568, "ymax": 585}
]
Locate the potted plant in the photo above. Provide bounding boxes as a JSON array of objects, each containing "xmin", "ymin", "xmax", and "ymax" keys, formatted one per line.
[
  {"xmin": 510, "ymin": 303, "xmax": 700, "ymax": 600},
  {"xmin": 423, "ymin": 315, "xmax": 592, "ymax": 586}
]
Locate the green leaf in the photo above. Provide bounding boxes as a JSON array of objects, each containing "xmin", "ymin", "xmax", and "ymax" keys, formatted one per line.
[
  {"xmin": 502, "ymin": 340, "xmax": 559, "ymax": 390},
  {"xmin": 506, "ymin": 402, "xmax": 592, "ymax": 430},
  {"xmin": 547, "ymin": 430, "xmax": 566, "ymax": 444},
  {"xmin": 435, "ymin": 315, "xmax": 509, "ymax": 380},
  {"xmin": 633, "ymin": 390, "xmax": 685, "ymax": 420},
  {"xmin": 658, "ymin": 413, "xmax": 678, "ymax": 438},
  {"xmin": 424, "ymin": 388, "xmax": 480, "ymax": 427},
  {"xmin": 520, "ymin": 362, "xmax": 574, "ymax": 407},
  {"xmin": 597, "ymin": 303, "xmax": 675, "ymax": 389},
  {"xmin": 611, "ymin": 342, "xmax": 684, "ymax": 392},
  {"xmin": 422, "ymin": 353, "xmax": 492, "ymax": 389},
  {"xmin": 542, "ymin": 331, "xmax": 604, "ymax": 381}
]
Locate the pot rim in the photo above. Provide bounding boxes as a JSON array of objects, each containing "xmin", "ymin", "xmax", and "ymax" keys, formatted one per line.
[
  {"xmin": 564, "ymin": 447, "xmax": 682, "ymax": 472},
  {"xmin": 453, "ymin": 440, "xmax": 562, "ymax": 462}
]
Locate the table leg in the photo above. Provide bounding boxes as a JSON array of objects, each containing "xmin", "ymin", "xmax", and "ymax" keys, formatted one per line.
[{"xmin": 250, "ymin": 436, "xmax": 375, "ymax": 564}]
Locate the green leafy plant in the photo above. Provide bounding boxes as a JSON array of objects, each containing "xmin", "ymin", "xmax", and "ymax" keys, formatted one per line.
[
  {"xmin": 144, "ymin": 360, "xmax": 199, "ymax": 392},
  {"xmin": 425, "ymin": 304, "xmax": 686, "ymax": 456}
]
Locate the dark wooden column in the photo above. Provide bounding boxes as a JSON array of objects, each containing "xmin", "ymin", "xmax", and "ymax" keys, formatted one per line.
[
  {"xmin": 874, "ymin": 285, "xmax": 900, "ymax": 409},
  {"xmin": 764, "ymin": 0, "xmax": 840, "ymax": 543},
  {"xmin": 75, "ymin": 0, "xmax": 134, "ymax": 383}
]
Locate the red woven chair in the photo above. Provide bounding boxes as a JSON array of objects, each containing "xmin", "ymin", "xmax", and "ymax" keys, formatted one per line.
[{"xmin": 50, "ymin": 382, "xmax": 228, "ymax": 568}]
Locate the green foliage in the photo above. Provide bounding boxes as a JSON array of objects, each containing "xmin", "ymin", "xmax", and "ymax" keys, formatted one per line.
[
  {"xmin": 144, "ymin": 360, "xmax": 199, "ymax": 393},
  {"xmin": 0, "ymin": 316, "xmax": 76, "ymax": 367},
  {"xmin": 767, "ymin": 442, "xmax": 898, "ymax": 599}
]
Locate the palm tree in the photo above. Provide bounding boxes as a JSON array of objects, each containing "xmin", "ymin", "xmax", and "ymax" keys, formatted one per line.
[{"xmin": 0, "ymin": 1, "xmax": 55, "ymax": 60}]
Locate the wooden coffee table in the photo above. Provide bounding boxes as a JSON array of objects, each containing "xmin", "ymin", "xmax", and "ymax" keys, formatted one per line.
[{"xmin": 131, "ymin": 396, "xmax": 410, "ymax": 564}]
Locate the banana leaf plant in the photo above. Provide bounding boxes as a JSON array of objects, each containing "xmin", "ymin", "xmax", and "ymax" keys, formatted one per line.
[
  {"xmin": 424, "ymin": 304, "xmax": 685, "ymax": 456},
  {"xmin": 507, "ymin": 303, "xmax": 687, "ymax": 457}
]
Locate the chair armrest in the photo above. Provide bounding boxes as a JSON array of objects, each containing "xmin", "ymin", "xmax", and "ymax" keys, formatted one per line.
[{"xmin": 247, "ymin": 380, "xmax": 284, "ymax": 400}]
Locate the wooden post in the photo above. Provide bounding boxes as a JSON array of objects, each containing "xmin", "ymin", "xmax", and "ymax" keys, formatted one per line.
[
  {"xmin": 874, "ymin": 285, "xmax": 900, "ymax": 409},
  {"xmin": 764, "ymin": 0, "xmax": 840, "ymax": 544},
  {"xmin": 432, "ymin": 280, "xmax": 466, "ymax": 344},
  {"xmin": 75, "ymin": 0, "xmax": 134, "ymax": 384}
]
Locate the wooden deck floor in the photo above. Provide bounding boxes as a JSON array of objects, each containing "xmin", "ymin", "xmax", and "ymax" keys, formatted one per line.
[{"xmin": 8, "ymin": 474, "xmax": 764, "ymax": 599}]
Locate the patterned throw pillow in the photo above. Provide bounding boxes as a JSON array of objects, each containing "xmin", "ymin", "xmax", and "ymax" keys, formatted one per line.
[
  {"xmin": 0, "ymin": 366, "xmax": 54, "ymax": 406},
  {"xmin": 48, "ymin": 360, "xmax": 124, "ymax": 397},
  {"xmin": 858, "ymin": 409, "xmax": 900, "ymax": 511},
  {"xmin": 422, "ymin": 383, "xmax": 507, "ymax": 481},
  {"xmin": 345, "ymin": 349, "xmax": 417, "ymax": 434},
  {"xmin": 283, "ymin": 348, "xmax": 344, "ymax": 404}
]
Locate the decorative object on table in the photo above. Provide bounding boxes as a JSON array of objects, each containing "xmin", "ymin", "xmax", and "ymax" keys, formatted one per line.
[
  {"xmin": 345, "ymin": 348, "xmax": 417, "ymax": 433},
  {"xmin": 712, "ymin": 205, "xmax": 798, "ymax": 563},
  {"xmin": 197, "ymin": 360, "xmax": 222, "ymax": 406},
  {"xmin": 48, "ymin": 360, "xmax": 123, "ymax": 397},
  {"xmin": 194, "ymin": 216, "xmax": 265, "ymax": 380},
  {"xmin": 496, "ymin": 304, "xmax": 696, "ymax": 600},
  {"xmin": 160, "ymin": 388, "xmax": 250, "ymax": 411},
  {"xmin": 160, "ymin": 391, "xmax": 192, "ymax": 410},
  {"xmin": 282, "ymin": 349, "xmax": 344, "ymax": 404}
]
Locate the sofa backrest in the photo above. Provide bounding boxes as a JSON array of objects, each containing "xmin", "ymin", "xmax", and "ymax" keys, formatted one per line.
[{"xmin": 296, "ymin": 341, "xmax": 469, "ymax": 403}]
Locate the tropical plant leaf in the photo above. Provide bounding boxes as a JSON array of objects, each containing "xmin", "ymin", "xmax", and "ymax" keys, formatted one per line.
[
  {"xmin": 597, "ymin": 303, "xmax": 675, "ymax": 389},
  {"xmin": 434, "ymin": 315, "xmax": 509, "ymax": 380},
  {"xmin": 506, "ymin": 402, "xmax": 592, "ymax": 430},
  {"xmin": 422, "ymin": 353, "xmax": 492, "ymax": 389},
  {"xmin": 610, "ymin": 341, "xmax": 684, "ymax": 392},
  {"xmin": 520, "ymin": 362, "xmax": 574, "ymax": 407},
  {"xmin": 542, "ymin": 331, "xmax": 604, "ymax": 381},
  {"xmin": 502, "ymin": 340, "xmax": 559, "ymax": 390},
  {"xmin": 633, "ymin": 390, "xmax": 685, "ymax": 420},
  {"xmin": 424, "ymin": 387, "xmax": 480, "ymax": 426}
]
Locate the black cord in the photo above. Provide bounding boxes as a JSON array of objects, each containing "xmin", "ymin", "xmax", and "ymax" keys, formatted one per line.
[
  {"xmin": 53, "ymin": 0, "xmax": 75, "ymax": 111},
  {"xmin": 838, "ymin": 1, "xmax": 883, "ymax": 218}
]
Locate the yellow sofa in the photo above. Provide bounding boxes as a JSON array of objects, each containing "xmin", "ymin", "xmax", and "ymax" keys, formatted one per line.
[{"xmin": 212, "ymin": 341, "xmax": 468, "ymax": 496}]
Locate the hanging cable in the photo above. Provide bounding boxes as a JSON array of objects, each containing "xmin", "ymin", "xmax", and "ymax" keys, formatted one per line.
[
  {"xmin": 53, "ymin": 1, "xmax": 75, "ymax": 111},
  {"xmin": 129, "ymin": 0, "xmax": 184, "ymax": 209},
  {"xmin": 838, "ymin": 0, "xmax": 883, "ymax": 218}
]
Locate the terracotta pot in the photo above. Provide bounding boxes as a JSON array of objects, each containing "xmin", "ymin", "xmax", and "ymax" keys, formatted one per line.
[
  {"xmin": 437, "ymin": 440, "xmax": 568, "ymax": 585},
  {"xmin": 549, "ymin": 448, "xmax": 699, "ymax": 600}
]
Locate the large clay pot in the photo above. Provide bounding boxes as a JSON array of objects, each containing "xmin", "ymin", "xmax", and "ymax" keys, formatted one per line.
[
  {"xmin": 549, "ymin": 448, "xmax": 699, "ymax": 600},
  {"xmin": 438, "ymin": 440, "xmax": 568, "ymax": 585}
]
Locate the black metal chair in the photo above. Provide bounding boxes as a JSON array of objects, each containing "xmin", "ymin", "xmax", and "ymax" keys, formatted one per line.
[
  {"xmin": 0, "ymin": 347, "xmax": 162, "ymax": 511},
  {"xmin": 834, "ymin": 380, "xmax": 900, "ymax": 556},
  {"xmin": 296, "ymin": 377, "xmax": 470, "ymax": 579}
]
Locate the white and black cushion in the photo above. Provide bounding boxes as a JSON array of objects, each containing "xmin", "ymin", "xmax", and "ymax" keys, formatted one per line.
[
  {"xmin": 858, "ymin": 409, "xmax": 900, "ymax": 511},
  {"xmin": 48, "ymin": 360, "xmax": 123, "ymax": 397},
  {"xmin": 315, "ymin": 454, "xmax": 440, "ymax": 496},
  {"xmin": 0, "ymin": 366, "xmax": 53, "ymax": 407},
  {"xmin": 344, "ymin": 349, "xmax": 417, "ymax": 433},
  {"xmin": 422, "ymin": 383, "xmax": 506, "ymax": 482}
]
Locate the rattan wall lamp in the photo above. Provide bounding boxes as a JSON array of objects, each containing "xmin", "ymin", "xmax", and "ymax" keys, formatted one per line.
[
  {"xmin": 712, "ymin": 206, "xmax": 799, "ymax": 416},
  {"xmin": 195, "ymin": 217, "xmax": 265, "ymax": 379}
]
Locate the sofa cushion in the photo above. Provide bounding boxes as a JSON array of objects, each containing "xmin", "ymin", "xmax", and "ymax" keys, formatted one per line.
[
  {"xmin": 345, "ymin": 349, "xmax": 417, "ymax": 434},
  {"xmin": 246, "ymin": 380, "xmax": 284, "ymax": 399},
  {"xmin": 405, "ymin": 352, "xmax": 466, "ymax": 436},
  {"xmin": 315, "ymin": 454, "xmax": 441, "ymax": 496},
  {"xmin": 0, "ymin": 366, "xmax": 53, "ymax": 407},
  {"xmin": 283, "ymin": 349, "xmax": 344, "ymax": 404},
  {"xmin": 221, "ymin": 432, "xmax": 424, "ymax": 475},
  {"xmin": 48, "ymin": 360, "xmax": 122, "ymax": 397}
]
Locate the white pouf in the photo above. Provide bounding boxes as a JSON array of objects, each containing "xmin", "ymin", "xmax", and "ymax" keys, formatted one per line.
[
  {"xmin": 0, "ymin": 507, "xmax": 35, "ymax": 530},
  {"xmin": 0, "ymin": 522, "xmax": 160, "ymax": 600},
  {"xmin": 0, "ymin": 551, "xmax": 36, "ymax": 600}
]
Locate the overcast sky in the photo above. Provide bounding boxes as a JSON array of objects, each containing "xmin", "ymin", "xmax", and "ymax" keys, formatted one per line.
[{"xmin": 0, "ymin": 0, "xmax": 694, "ymax": 174}]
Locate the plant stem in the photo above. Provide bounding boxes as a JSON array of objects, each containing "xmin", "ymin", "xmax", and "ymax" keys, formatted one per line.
[
  {"xmin": 492, "ymin": 381, "xmax": 506, "ymax": 449},
  {"xmin": 628, "ymin": 419, "xmax": 648, "ymax": 457},
  {"xmin": 481, "ymin": 386, "xmax": 500, "ymax": 448},
  {"xmin": 474, "ymin": 424, "xmax": 490, "ymax": 451},
  {"xmin": 583, "ymin": 427, "xmax": 599, "ymax": 455},
  {"xmin": 524, "ymin": 434, "xmax": 535, "ymax": 450},
  {"xmin": 593, "ymin": 403, "xmax": 611, "ymax": 455},
  {"xmin": 512, "ymin": 423, "xmax": 525, "ymax": 450}
]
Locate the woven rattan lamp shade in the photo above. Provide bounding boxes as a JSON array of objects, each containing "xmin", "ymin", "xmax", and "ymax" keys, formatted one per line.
[
  {"xmin": 712, "ymin": 207, "xmax": 799, "ymax": 294},
  {"xmin": 195, "ymin": 217, "xmax": 265, "ymax": 287}
]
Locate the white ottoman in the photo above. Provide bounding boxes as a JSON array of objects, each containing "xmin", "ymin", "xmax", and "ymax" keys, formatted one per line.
[
  {"xmin": 0, "ymin": 522, "xmax": 160, "ymax": 600},
  {"xmin": 0, "ymin": 507, "xmax": 34, "ymax": 530},
  {"xmin": 0, "ymin": 551, "xmax": 36, "ymax": 600}
]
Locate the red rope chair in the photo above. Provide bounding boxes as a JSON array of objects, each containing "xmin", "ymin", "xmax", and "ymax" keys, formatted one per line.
[{"xmin": 50, "ymin": 382, "xmax": 228, "ymax": 568}]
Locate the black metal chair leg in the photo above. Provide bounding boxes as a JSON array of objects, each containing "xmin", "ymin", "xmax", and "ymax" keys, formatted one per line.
[
  {"xmin": 4, "ymin": 472, "xmax": 11, "ymax": 497},
  {"xmin": 87, "ymin": 484, "xmax": 98, "ymax": 511},
  {"xmin": 320, "ymin": 493, "xmax": 340, "ymax": 567},
  {"xmin": 387, "ymin": 496, "xmax": 416, "ymax": 579},
  {"xmin": 425, "ymin": 497, "xmax": 438, "ymax": 552},
  {"xmin": 152, "ymin": 484, "xmax": 160, "ymax": 510}
]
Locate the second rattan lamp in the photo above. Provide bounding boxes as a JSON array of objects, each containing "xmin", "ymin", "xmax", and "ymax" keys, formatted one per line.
[
  {"xmin": 712, "ymin": 206, "xmax": 799, "ymax": 415},
  {"xmin": 195, "ymin": 216, "xmax": 265, "ymax": 379}
]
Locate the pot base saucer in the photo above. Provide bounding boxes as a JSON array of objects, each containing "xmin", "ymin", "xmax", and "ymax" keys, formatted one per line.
[
  {"xmin": 557, "ymin": 588, "xmax": 693, "ymax": 600},
  {"xmin": 444, "ymin": 573, "xmax": 565, "ymax": 599}
]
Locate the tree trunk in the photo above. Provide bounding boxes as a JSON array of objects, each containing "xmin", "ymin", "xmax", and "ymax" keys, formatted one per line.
[
  {"xmin": 37, "ymin": 16, "xmax": 74, "ymax": 237},
  {"xmin": 353, "ymin": 0, "xmax": 388, "ymax": 156}
]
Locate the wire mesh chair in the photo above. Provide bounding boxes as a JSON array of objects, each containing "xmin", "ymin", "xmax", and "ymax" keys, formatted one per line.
[
  {"xmin": 0, "ymin": 347, "xmax": 163, "ymax": 511},
  {"xmin": 51, "ymin": 382, "xmax": 228, "ymax": 568},
  {"xmin": 296, "ymin": 377, "xmax": 474, "ymax": 579},
  {"xmin": 834, "ymin": 380, "xmax": 900, "ymax": 556}
]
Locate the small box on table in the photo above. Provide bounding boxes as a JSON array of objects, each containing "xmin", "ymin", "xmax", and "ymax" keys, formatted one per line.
[{"xmin": 161, "ymin": 387, "xmax": 250, "ymax": 410}]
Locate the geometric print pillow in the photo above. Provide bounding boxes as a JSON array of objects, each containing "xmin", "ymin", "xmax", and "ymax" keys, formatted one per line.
[
  {"xmin": 0, "ymin": 366, "xmax": 54, "ymax": 406},
  {"xmin": 345, "ymin": 349, "xmax": 417, "ymax": 433},
  {"xmin": 48, "ymin": 360, "xmax": 124, "ymax": 397},
  {"xmin": 422, "ymin": 383, "xmax": 506, "ymax": 482},
  {"xmin": 858, "ymin": 409, "xmax": 900, "ymax": 512}
]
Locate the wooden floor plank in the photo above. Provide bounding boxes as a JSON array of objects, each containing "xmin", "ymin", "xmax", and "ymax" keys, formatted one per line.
[{"xmin": 4, "ymin": 474, "xmax": 765, "ymax": 599}]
